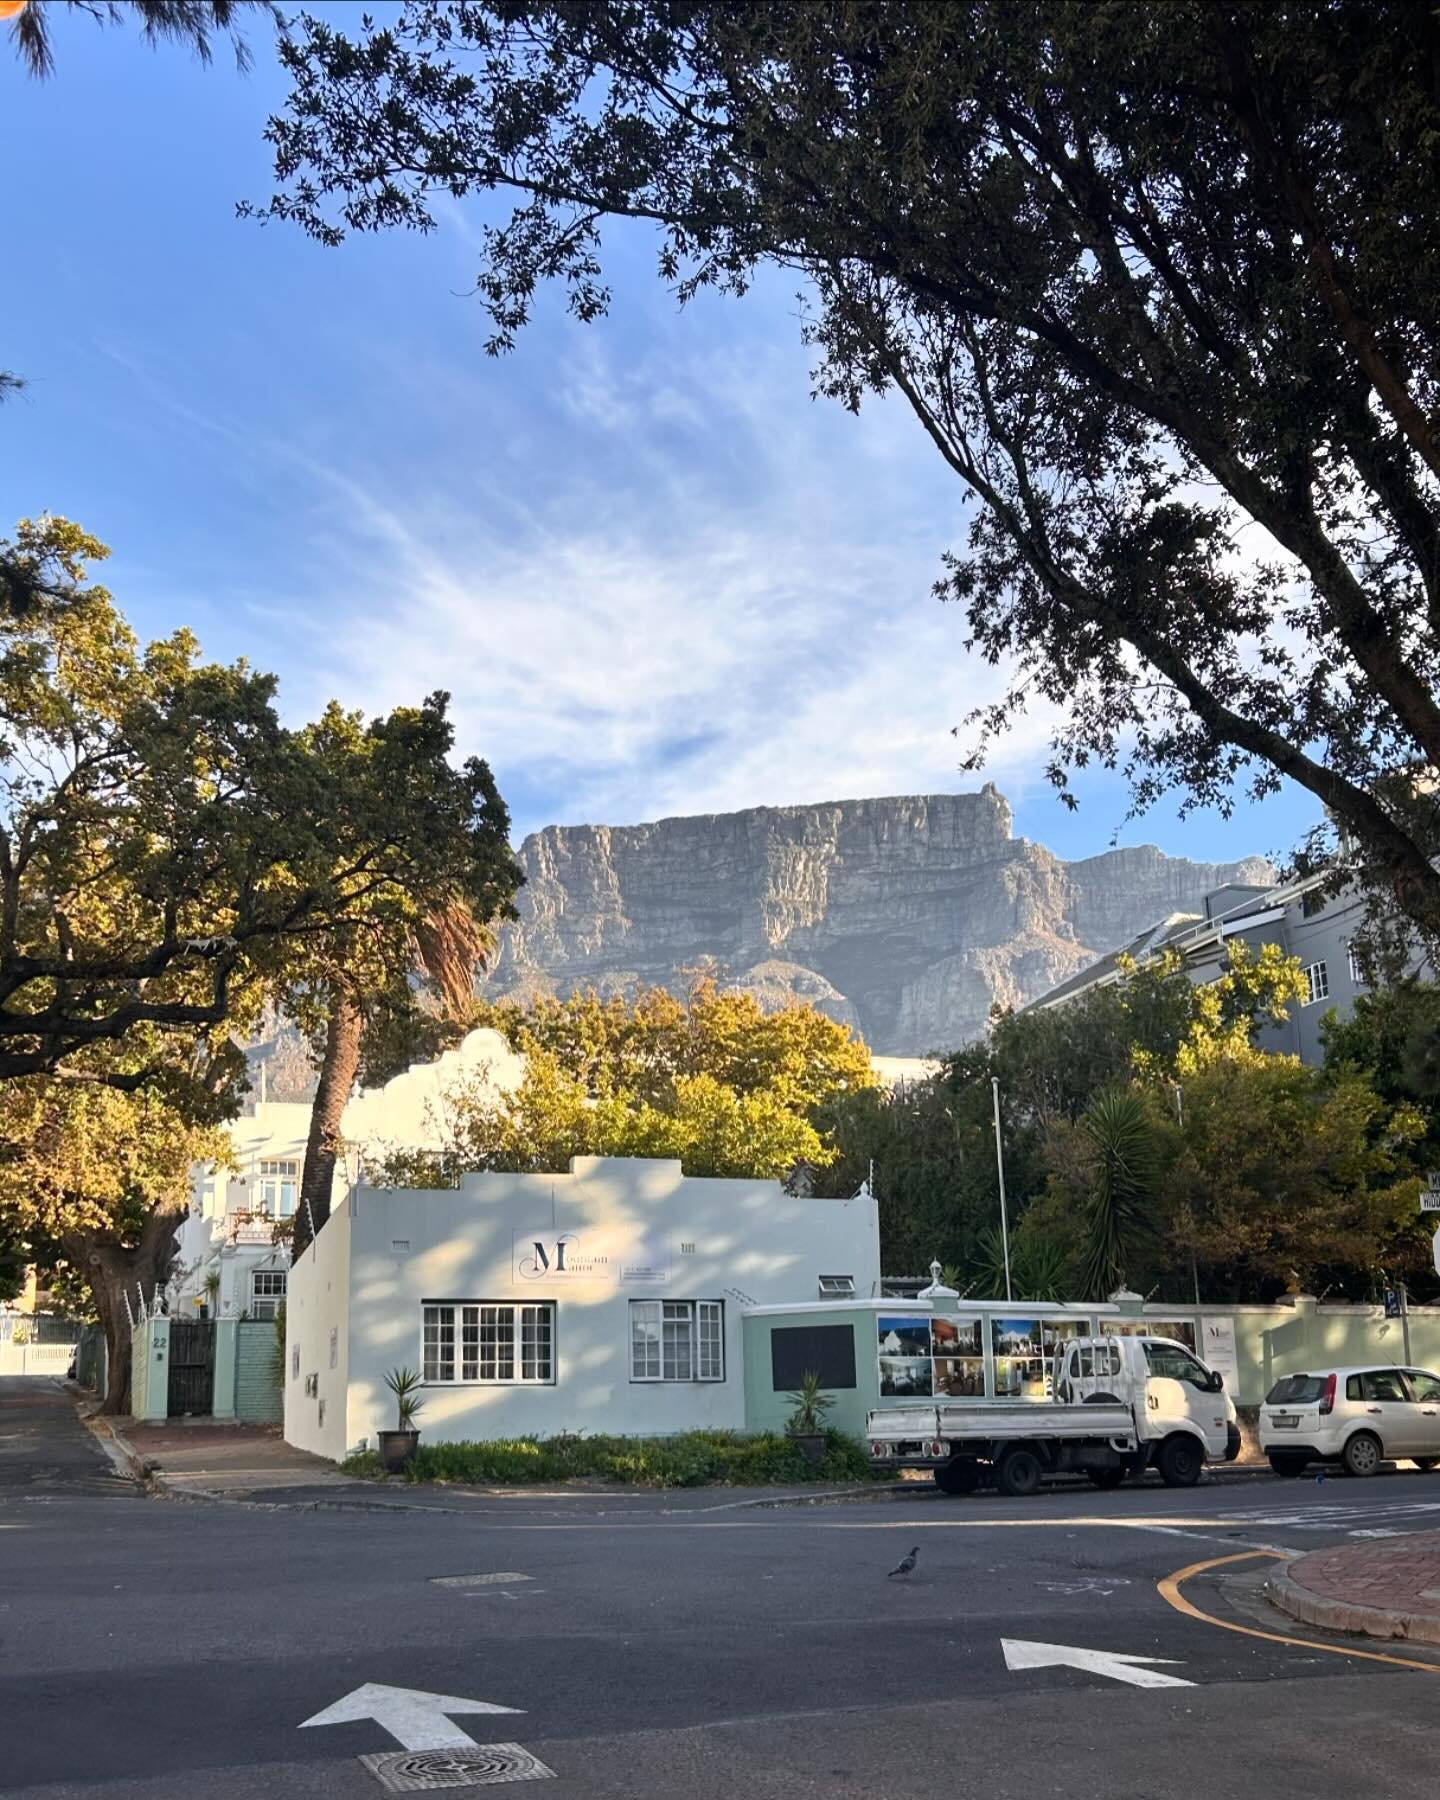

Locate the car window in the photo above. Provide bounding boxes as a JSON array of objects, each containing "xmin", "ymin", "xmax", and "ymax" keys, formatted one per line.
[
  {"xmin": 1407, "ymin": 1370, "xmax": 1440, "ymax": 1403},
  {"xmin": 1145, "ymin": 1344, "xmax": 1208, "ymax": 1386},
  {"xmin": 1346, "ymin": 1374, "xmax": 1363, "ymax": 1402},
  {"xmin": 1267, "ymin": 1374, "xmax": 1327, "ymax": 1404},
  {"xmin": 1361, "ymin": 1370, "xmax": 1408, "ymax": 1402}
]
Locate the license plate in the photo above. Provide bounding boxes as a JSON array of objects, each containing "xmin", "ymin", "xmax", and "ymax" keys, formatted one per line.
[{"xmin": 1271, "ymin": 1414, "xmax": 1299, "ymax": 1429}]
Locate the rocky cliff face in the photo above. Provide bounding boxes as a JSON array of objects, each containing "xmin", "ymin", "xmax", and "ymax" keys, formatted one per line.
[{"xmin": 484, "ymin": 786, "xmax": 1272, "ymax": 1055}]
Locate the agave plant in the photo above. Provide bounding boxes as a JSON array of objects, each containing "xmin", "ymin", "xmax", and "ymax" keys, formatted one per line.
[
  {"xmin": 384, "ymin": 1365, "xmax": 426, "ymax": 1430},
  {"xmin": 785, "ymin": 1369, "xmax": 834, "ymax": 1435},
  {"xmin": 1076, "ymin": 1090, "xmax": 1159, "ymax": 1300}
]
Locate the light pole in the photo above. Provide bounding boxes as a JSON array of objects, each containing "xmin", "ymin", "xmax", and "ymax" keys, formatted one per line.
[
  {"xmin": 991, "ymin": 1077, "xmax": 1014, "ymax": 1304},
  {"xmin": 1172, "ymin": 1082, "xmax": 1202, "ymax": 1308}
]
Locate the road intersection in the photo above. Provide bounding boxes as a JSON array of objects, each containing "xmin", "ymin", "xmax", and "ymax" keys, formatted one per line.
[{"xmin": 5, "ymin": 1380, "xmax": 1440, "ymax": 1797}]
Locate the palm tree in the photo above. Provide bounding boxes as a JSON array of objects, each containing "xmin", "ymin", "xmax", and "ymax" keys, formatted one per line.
[
  {"xmin": 1075, "ymin": 1090, "xmax": 1158, "ymax": 1301},
  {"xmin": 293, "ymin": 904, "xmax": 499, "ymax": 1254}
]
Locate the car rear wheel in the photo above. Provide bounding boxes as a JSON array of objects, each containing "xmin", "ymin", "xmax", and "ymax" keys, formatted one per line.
[
  {"xmin": 1413, "ymin": 1457, "xmax": 1439, "ymax": 1472},
  {"xmin": 1268, "ymin": 1453, "xmax": 1309, "ymax": 1478},
  {"xmin": 995, "ymin": 1446, "xmax": 1043, "ymax": 1498},
  {"xmin": 1157, "ymin": 1433, "xmax": 1204, "ymax": 1488},
  {"xmin": 934, "ymin": 1458, "xmax": 981, "ymax": 1496},
  {"xmin": 1087, "ymin": 1466, "xmax": 1126, "ymax": 1490},
  {"xmin": 1342, "ymin": 1431, "xmax": 1382, "ymax": 1478}
]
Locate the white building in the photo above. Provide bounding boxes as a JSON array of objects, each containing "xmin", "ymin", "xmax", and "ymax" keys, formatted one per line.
[
  {"xmin": 284, "ymin": 1156, "xmax": 882, "ymax": 1461},
  {"xmin": 172, "ymin": 1028, "xmax": 526, "ymax": 1323}
]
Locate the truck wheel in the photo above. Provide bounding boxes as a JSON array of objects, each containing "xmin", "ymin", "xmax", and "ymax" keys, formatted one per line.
[
  {"xmin": 995, "ymin": 1446, "xmax": 1043, "ymax": 1498},
  {"xmin": 1268, "ymin": 1453, "xmax": 1309, "ymax": 1478},
  {"xmin": 1087, "ymin": 1466, "xmax": 1126, "ymax": 1490},
  {"xmin": 1342, "ymin": 1431, "xmax": 1382, "ymax": 1477},
  {"xmin": 934, "ymin": 1458, "xmax": 981, "ymax": 1496},
  {"xmin": 1157, "ymin": 1433, "xmax": 1204, "ymax": 1488}
]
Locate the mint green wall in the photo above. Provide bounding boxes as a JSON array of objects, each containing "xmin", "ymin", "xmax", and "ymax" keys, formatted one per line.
[
  {"xmin": 1230, "ymin": 1303, "xmax": 1440, "ymax": 1404},
  {"xmin": 234, "ymin": 1321, "xmax": 283, "ymax": 1423},
  {"xmin": 213, "ymin": 1320, "xmax": 237, "ymax": 1420},
  {"xmin": 742, "ymin": 1309, "xmax": 879, "ymax": 1440}
]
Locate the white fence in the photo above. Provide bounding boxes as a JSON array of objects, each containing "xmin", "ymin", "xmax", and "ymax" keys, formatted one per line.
[{"xmin": 0, "ymin": 1312, "xmax": 79, "ymax": 1376}]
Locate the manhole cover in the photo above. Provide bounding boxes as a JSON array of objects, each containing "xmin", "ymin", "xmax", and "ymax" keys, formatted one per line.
[{"xmin": 359, "ymin": 1744, "xmax": 556, "ymax": 1791}]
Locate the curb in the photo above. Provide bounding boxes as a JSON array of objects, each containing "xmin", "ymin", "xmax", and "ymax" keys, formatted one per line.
[
  {"xmin": 1266, "ymin": 1561, "xmax": 1440, "ymax": 1648},
  {"xmin": 75, "ymin": 1404, "xmax": 152, "ymax": 1490}
]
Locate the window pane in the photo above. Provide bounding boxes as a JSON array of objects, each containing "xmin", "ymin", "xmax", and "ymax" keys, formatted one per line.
[
  {"xmin": 521, "ymin": 1305, "xmax": 553, "ymax": 1382},
  {"xmin": 480, "ymin": 1305, "xmax": 514, "ymax": 1381},
  {"xmin": 1408, "ymin": 1371, "xmax": 1440, "ymax": 1403},
  {"xmin": 697, "ymin": 1302, "xmax": 723, "ymax": 1380},
  {"xmin": 460, "ymin": 1305, "xmax": 480, "ymax": 1382},
  {"xmin": 1362, "ymin": 1370, "xmax": 1406, "ymax": 1402},
  {"xmin": 662, "ymin": 1302, "xmax": 694, "ymax": 1381},
  {"xmin": 423, "ymin": 1305, "xmax": 454, "ymax": 1382},
  {"xmin": 631, "ymin": 1302, "xmax": 661, "ymax": 1379}
]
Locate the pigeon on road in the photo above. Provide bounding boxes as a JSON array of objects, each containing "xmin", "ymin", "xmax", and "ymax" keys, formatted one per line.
[{"xmin": 888, "ymin": 1546, "xmax": 920, "ymax": 1579}]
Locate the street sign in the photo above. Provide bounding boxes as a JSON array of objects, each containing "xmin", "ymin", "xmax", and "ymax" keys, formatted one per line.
[
  {"xmin": 1000, "ymin": 1638, "xmax": 1195, "ymax": 1690},
  {"xmin": 300, "ymin": 1683, "xmax": 523, "ymax": 1751},
  {"xmin": 1384, "ymin": 1287, "xmax": 1402, "ymax": 1318}
]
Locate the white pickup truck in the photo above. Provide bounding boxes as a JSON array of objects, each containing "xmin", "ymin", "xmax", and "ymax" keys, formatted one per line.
[{"xmin": 867, "ymin": 1334, "xmax": 1240, "ymax": 1497}]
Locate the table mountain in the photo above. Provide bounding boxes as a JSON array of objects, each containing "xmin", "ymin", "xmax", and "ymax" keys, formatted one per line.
[{"xmin": 483, "ymin": 786, "xmax": 1272, "ymax": 1055}]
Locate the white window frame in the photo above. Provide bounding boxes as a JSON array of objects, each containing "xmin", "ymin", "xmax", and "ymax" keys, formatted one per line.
[
  {"xmin": 1347, "ymin": 943, "xmax": 1367, "ymax": 987},
  {"xmin": 249, "ymin": 1268, "xmax": 287, "ymax": 1319},
  {"xmin": 818, "ymin": 1274, "xmax": 856, "ymax": 1298},
  {"xmin": 257, "ymin": 1158, "xmax": 299, "ymax": 1218},
  {"xmin": 1303, "ymin": 960, "xmax": 1330, "ymax": 1006},
  {"xmin": 421, "ymin": 1301, "xmax": 555, "ymax": 1386},
  {"xmin": 630, "ymin": 1300, "xmax": 724, "ymax": 1383}
]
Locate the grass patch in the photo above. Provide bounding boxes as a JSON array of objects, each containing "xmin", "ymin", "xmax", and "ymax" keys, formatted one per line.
[{"xmin": 339, "ymin": 1428, "xmax": 877, "ymax": 1488}]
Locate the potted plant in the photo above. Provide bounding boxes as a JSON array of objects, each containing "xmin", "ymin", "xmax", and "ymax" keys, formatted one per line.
[
  {"xmin": 785, "ymin": 1370, "xmax": 834, "ymax": 1466},
  {"xmin": 202, "ymin": 1270, "xmax": 221, "ymax": 1320},
  {"xmin": 379, "ymin": 1366, "xmax": 425, "ymax": 1474}
]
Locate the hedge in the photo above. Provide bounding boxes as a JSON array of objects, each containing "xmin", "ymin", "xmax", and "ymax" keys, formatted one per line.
[{"xmin": 341, "ymin": 1428, "xmax": 876, "ymax": 1488}]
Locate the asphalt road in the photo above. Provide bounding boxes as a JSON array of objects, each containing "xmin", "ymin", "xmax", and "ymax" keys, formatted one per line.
[{"xmin": 5, "ymin": 1377, "xmax": 1440, "ymax": 1799}]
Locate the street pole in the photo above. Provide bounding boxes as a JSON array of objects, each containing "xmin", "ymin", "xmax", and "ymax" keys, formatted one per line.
[
  {"xmin": 1401, "ymin": 1280, "xmax": 1412, "ymax": 1366},
  {"xmin": 1173, "ymin": 1083, "xmax": 1201, "ymax": 1308},
  {"xmin": 991, "ymin": 1077, "xmax": 1013, "ymax": 1304}
]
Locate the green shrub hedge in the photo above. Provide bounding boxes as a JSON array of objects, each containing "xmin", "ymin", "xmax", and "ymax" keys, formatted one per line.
[{"xmin": 340, "ymin": 1428, "xmax": 875, "ymax": 1488}]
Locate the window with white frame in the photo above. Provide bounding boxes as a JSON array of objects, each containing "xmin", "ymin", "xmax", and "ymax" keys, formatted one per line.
[
  {"xmin": 1303, "ymin": 960, "xmax": 1330, "ymax": 1005},
  {"xmin": 249, "ymin": 1268, "xmax": 287, "ymax": 1319},
  {"xmin": 257, "ymin": 1158, "xmax": 299, "ymax": 1217},
  {"xmin": 1347, "ymin": 943, "xmax": 1367, "ymax": 987},
  {"xmin": 630, "ymin": 1300, "xmax": 724, "ymax": 1382},
  {"xmin": 421, "ymin": 1302, "xmax": 554, "ymax": 1384}
]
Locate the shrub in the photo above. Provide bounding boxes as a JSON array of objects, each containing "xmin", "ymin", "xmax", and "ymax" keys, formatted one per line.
[{"xmin": 348, "ymin": 1428, "xmax": 880, "ymax": 1488}]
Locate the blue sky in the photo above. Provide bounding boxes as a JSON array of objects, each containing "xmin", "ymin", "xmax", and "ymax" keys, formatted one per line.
[{"xmin": 0, "ymin": 9, "xmax": 1321, "ymax": 867}]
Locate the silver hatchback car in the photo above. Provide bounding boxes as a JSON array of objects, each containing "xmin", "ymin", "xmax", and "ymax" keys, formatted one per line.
[{"xmin": 1261, "ymin": 1366, "xmax": 1440, "ymax": 1477}]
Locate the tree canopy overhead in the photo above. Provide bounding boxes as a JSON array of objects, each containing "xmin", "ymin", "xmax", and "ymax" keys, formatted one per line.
[{"xmin": 257, "ymin": 0, "xmax": 1440, "ymax": 939}]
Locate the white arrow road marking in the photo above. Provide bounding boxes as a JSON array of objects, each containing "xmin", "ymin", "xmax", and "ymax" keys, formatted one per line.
[
  {"xmin": 1001, "ymin": 1639, "xmax": 1196, "ymax": 1689},
  {"xmin": 300, "ymin": 1684, "xmax": 524, "ymax": 1750}
]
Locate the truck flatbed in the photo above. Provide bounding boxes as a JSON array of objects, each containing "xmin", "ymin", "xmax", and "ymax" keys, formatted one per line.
[{"xmin": 867, "ymin": 1401, "xmax": 1137, "ymax": 1448}]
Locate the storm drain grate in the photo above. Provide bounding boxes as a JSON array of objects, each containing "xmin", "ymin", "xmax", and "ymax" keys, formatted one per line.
[
  {"xmin": 359, "ymin": 1745, "xmax": 556, "ymax": 1790},
  {"xmin": 430, "ymin": 1573, "xmax": 532, "ymax": 1588}
]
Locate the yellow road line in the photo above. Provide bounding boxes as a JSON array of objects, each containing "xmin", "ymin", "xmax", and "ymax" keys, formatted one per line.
[{"xmin": 1157, "ymin": 1550, "xmax": 1440, "ymax": 1676}]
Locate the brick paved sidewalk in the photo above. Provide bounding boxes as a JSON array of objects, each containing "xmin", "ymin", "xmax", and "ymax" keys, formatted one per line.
[{"xmin": 1268, "ymin": 1530, "xmax": 1440, "ymax": 1646}]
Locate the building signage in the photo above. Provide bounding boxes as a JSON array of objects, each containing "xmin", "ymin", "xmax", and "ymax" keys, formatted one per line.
[
  {"xmin": 512, "ymin": 1231, "xmax": 670, "ymax": 1285},
  {"xmin": 1422, "ymin": 1172, "xmax": 1440, "ymax": 1213},
  {"xmin": 1199, "ymin": 1317, "xmax": 1240, "ymax": 1395}
]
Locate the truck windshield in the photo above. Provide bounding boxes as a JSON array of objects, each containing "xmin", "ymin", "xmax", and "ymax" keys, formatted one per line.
[
  {"xmin": 1265, "ymin": 1374, "xmax": 1327, "ymax": 1404},
  {"xmin": 1144, "ymin": 1343, "xmax": 1211, "ymax": 1387}
]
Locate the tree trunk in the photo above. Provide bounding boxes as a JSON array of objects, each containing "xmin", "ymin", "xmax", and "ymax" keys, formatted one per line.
[
  {"xmin": 67, "ymin": 1200, "xmax": 187, "ymax": 1415},
  {"xmin": 294, "ymin": 990, "xmax": 363, "ymax": 1257}
]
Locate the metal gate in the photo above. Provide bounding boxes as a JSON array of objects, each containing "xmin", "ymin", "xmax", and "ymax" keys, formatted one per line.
[{"xmin": 167, "ymin": 1320, "xmax": 215, "ymax": 1416}]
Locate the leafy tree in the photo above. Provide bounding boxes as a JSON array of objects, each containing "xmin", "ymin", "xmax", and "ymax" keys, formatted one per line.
[
  {"xmin": 0, "ymin": 518, "xmax": 520, "ymax": 1119},
  {"xmin": 1161, "ymin": 1057, "xmax": 1427, "ymax": 1300},
  {"xmin": 371, "ymin": 983, "xmax": 875, "ymax": 1185},
  {"xmin": 0, "ymin": 1054, "xmax": 228, "ymax": 1411},
  {"xmin": 1322, "ymin": 978, "xmax": 1440, "ymax": 1166},
  {"xmin": 6, "ymin": 0, "xmax": 277, "ymax": 79},
  {"xmin": 257, "ymin": 1, "xmax": 1440, "ymax": 940}
]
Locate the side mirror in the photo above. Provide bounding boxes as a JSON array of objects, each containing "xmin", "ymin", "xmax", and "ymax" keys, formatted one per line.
[{"xmin": 1208, "ymin": 1370, "xmax": 1224, "ymax": 1392}]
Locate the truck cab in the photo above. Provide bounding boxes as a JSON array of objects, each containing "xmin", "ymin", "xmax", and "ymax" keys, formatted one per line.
[{"xmin": 1058, "ymin": 1334, "xmax": 1240, "ymax": 1465}]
